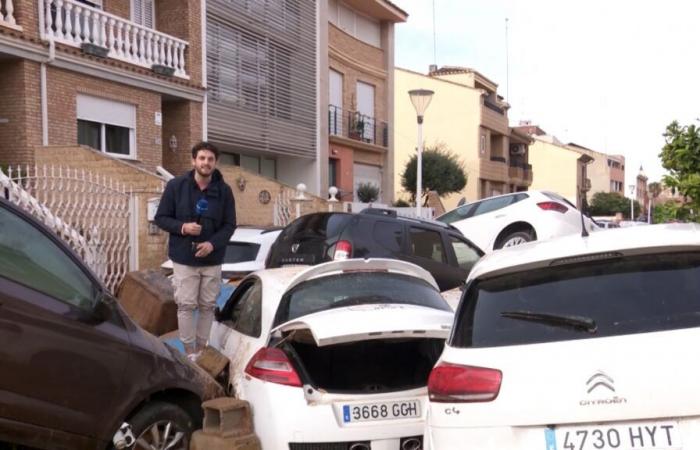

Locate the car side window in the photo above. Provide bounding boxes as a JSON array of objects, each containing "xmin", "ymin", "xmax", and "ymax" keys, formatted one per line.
[
  {"xmin": 0, "ymin": 206, "xmax": 96, "ymax": 310},
  {"xmin": 372, "ymin": 220, "xmax": 404, "ymax": 252},
  {"xmin": 471, "ymin": 195, "xmax": 515, "ymax": 217},
  {"xmin": 450, "ymin": 236, "xmax": 481, "ymax": 271},
  {"xmin": 228, "ymin": 280, "xmax": 262, "ymax": 337},
  {"xmin": 409, "ymin": 227, "xmax": 446, "ymax": 263}
]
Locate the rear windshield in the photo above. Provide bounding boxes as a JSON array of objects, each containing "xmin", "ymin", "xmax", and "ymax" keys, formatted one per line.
[
  {"xmin": 273, "ymin": 272, "xmax": 451, "ymax": 326},
  {"xmin": 451, "ymin": 252, "xmax": 700, "ymax": 348},
  {"xmin": 267, "ymin": 214, "xmax": 353, "ymax": 267},
  {"xmin": 224, "ymin": 243, "xmax": 260, "ymax": 264}
]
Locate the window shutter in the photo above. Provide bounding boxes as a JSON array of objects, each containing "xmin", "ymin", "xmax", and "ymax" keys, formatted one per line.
[
  {"xmin": 143, "ymin": 0, "xmax": 154, "ymax": 28},
  {"xmin": 132, "ymin": 0, "xmax": 154, "ymax": 28}
]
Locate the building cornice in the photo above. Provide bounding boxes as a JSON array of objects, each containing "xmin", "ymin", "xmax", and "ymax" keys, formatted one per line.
[{"xmin": 329, "ymin": 44, "xmax": 387, "ymax": 80}]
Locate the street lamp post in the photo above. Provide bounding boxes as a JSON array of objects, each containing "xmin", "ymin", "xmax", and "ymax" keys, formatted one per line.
[
  {"xmin": 628, "ymin": 184, "xmax": 636, "ymax": 221},
  {"xmin": 408, "ymin": 89, "xmax": 434, "ymax": 217}
]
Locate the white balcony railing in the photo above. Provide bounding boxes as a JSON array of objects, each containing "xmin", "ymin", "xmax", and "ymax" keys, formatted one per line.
[
  {"xmin": 1, "ymin": 0, "xmax": 21, "ymax": 30},
  {"xmin": 40, "ymin": 0, "xmax": 189, "ymax": 79}
]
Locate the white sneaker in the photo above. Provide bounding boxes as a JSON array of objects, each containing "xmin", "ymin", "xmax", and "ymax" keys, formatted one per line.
[{"xmin": 187, "ymin": 351, "xmax": 201, "ymax": 363}]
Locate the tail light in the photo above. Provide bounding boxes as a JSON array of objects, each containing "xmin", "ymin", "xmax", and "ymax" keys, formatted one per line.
[
  {"xmin": 244, "ymin": 348, "xmax": 302, "ymax": 387},
  {"xmin": 333, "ymin": 240, "xmax": 352, "ymax": 260},
  {"xmin": 428, "ymin": 362, "xmax": 502, "ymax": 403},
  {"xmin": 537, "ymin": 201, "xmax": 568, "ymax": 213}
]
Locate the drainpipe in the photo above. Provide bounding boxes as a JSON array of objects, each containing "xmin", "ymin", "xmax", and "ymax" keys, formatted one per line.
[{"xmin": 40, "ymin": 39, "xmax": 55, "ymax": 147}]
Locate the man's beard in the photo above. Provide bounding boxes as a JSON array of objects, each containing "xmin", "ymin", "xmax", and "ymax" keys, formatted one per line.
[{"xmin": 195, "ymin": 166, "xmax": 212, "ymax": 177}]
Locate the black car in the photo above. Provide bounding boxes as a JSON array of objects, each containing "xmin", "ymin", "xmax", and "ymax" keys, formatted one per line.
[
  {"xmin": 0, "ymin": 198, "xmax": 222, "ymax": 450},
  {"xmin": 266, "ymin": 209, "xmax": 483, "ymax": 291}
]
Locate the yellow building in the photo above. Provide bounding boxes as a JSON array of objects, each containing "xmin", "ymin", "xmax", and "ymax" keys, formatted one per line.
[
  {"xmin": 393, "ymin": 66, "xmax": 532, "ymax": 211},
  {"xmin": 528, "ymin": 135, "xmax": 593, "ymax": 209}
]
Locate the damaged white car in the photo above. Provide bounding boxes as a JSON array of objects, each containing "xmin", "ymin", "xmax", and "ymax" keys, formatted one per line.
[{"xmin": 208, "ymin": 258, "xmax": 453, "ymax": 450}]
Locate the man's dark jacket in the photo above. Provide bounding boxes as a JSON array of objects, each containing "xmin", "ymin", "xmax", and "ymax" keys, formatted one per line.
[{"xmin": 155, "ymin": 169, "xmax": 236, "ymax": 266}]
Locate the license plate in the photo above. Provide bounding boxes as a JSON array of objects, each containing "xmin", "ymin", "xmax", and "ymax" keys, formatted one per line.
[
  {"xmin": 341, "ymin": 400, "xmax": 421, "ymax": 423},
  {"xmin": 544, "ymin": 421, "xmax": 682, "ymax": 450}
]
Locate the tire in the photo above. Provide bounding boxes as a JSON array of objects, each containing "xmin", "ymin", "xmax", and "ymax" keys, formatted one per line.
[
  {"xmin": 496, "ymin": 230, "xmax": 534, "ymax": 249},
  {"xmin": 127, "ymin": 402, "xmax": 195, "ymax": 450}
]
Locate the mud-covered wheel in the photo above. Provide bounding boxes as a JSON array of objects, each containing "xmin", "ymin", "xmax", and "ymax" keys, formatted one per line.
[{"xmin": 128, "ymin": 402, "xmax": 194, "ymax": 450}]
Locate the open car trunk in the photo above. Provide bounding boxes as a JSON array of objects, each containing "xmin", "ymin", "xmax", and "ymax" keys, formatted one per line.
[{"xmin": 284, "ymin": 332, "xmax": 444, "ymax": 394}]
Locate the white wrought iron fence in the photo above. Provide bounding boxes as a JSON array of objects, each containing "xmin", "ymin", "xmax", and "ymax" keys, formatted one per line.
[
  {"xmin": 273, "ymin": 189, "xmax": 292, "ymax": 227},
  {"xmin": 1, "ymin": 165, "xmax": 136, "ymax": 293}
]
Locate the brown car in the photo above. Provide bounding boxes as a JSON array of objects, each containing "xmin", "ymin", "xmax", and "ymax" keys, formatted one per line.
[{"xmin": 0, "ymin": 198, "xmax": 221, "ymax": 449}]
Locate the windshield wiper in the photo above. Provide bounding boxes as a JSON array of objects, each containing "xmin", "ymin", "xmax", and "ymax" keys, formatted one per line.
[{"xmin": 500, "ymin": 310, "xmax": 597, "ymax": 333}]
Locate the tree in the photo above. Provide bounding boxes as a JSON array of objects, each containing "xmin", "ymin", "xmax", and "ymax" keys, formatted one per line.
[
  {"xmin": 589, "ymin": 192, "xmax": 640, "ymax": 219},
  {"xmin": 401, "ymin": 144, "xmax": 467, "ymax": 205},
  {"xmin": 660, "ymin": 121, "xmax": 700, "ymax": 221},
  {"xmin": 356, "ymin": 182, "xmax": 379, "ymax": 203}
]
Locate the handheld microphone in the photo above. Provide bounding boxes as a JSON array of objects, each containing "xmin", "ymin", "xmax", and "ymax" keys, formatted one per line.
[{"xmin": 195, "ymin": 197, "xmax": 209, "ymax": 225}]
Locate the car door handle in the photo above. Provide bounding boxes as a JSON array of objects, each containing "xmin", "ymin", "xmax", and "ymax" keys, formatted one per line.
[{"xmin": 495, "ymin": 214, "xmax": 505, "ymax": 218}]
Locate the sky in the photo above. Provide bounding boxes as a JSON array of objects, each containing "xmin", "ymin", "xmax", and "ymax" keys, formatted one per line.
[{"xmin": 392, "ymin": 0, "xmax": 700, "ymax": 189}]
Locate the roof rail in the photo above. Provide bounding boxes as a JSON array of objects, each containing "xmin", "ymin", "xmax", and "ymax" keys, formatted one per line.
[{"xmin": 360, "ymin": 208, "xmax": 397, "ymax": 218}]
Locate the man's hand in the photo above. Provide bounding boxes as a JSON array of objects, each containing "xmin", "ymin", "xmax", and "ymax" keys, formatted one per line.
[
  {"xmin": 194, "ymin": 241, "xmax": 214, "ymax": 258},
  {"xmin": 182, "ymin": 222, "xmax": 202, "ymax": 236}
]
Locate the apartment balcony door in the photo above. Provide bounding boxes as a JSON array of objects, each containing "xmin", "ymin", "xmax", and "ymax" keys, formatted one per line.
[
  {"xmin": 356, "ymin": 81, "xmax": 375, "ymax": 142},
  {"xmin": 329, "ymin": 69, "xmax": 343, "ymax": 135}
]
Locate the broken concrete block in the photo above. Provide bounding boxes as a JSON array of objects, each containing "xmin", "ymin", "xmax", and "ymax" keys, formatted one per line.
[
  {"xmin": 196, "ymin": 346, "xmax": 229, "ymax": 379},
  {"xmin": 202, "ymin": 397, "xmax": 253, "ymax": 438},
  {"xmin": 190, "ymin": 430, "xmax": 261, "ymax": 450},
  {"xmin": 117, "ymin": 269, "xmax": 177, "ymax": 336}
]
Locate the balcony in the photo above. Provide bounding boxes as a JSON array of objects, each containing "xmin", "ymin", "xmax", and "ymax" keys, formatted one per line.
[
  {"xmin": 40, "ymin": 0, "xmax": 189, "ymax": 78},
  {"xmin": 0, "ymin": 0, "xmax": 20, "ymax": 30},
  {"xmin": 508, "ymin": 160, "xmax": 532, "ymax": 185},
  {"xmin": 328, "ymin": 105, "xmax": 388, "ymax": 148}
]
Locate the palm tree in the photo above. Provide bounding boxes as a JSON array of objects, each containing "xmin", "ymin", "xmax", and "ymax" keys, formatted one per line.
[{"xmin": 648, "ymin": 182, "xmax": 662, "ymax": 223}]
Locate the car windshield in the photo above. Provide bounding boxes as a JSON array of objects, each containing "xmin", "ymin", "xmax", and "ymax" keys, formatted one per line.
[
  {"xmin": 451, "ymin": 252, "xmax": 700, "ymax": 348},
  {"xmin": 273, "ymin": 272, "xmax": 451, "ymax": 326}
]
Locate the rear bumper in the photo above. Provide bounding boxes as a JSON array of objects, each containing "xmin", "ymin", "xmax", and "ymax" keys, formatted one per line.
[
  {"xmin": 426, "ymin": 417, "xmax": 700, "ymax": 450},
  {"xmin": 242, "ymin": 379, "xmax": 427, "ymax": 449}
]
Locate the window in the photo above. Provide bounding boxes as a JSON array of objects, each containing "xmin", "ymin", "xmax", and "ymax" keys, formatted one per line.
[
  {"xmin": 0, "ymin": 206, "xmax": 96, "ymax": 310},
  {"xmin": 76, "ymin": 0, "xmax": 102, "ymax": 8},
  {"xmin": 450, "ymin": 236, "xmax": 481, "ymax": 271},
  {"xmin": 328, "ymin": 0, "xmax": 381, "ymax": 47},
  {"xmin": 131, "ymin": 0, "xmax": 154, "ymax": 28},
  {"xmin": 275, "ymin": 272, "xmax": 450, "ymax": 326},
  {"xmin": 452, "ymin": 253, "xmax": 700, "ymax": 348},
  {"xmin": 228, "ymin": 281, "xmax": 263, "ymax": 337},
  {"xmin": 471, "ymin": 195, "xmax": 514, "ymax": 217},
  {"xmin": 238, "ymin": 154, "xmax": 277, "ymax": 179},
  {"xmin": 480, "ymin": 134, "xmax": 486, "ymax": 154},
  {"xmin": 373, "ymin": 221, "xmax": 403, "ymax": 253},
  {"xmin": 409, "ymin": 227, "xmax": 446, "ymax": 263},
  {"xmin": 77, "ymin": 95, "xmax": 136, "ymax": 158},
  {"xmin": 329, "ymin": 159, "xmax": 338, "ymax": 189},
  {"xmin": 207, "ymin": 20, "xmax": 292, "ymax": 119},
  {"xmin": 224, "ymin": 243, "xmax": 260, "ymax": 264}
]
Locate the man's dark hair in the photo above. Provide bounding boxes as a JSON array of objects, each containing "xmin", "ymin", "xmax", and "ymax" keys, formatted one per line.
[{"xmin": 191, "ymin": 141, "xmax": 220, "ymax": 160}]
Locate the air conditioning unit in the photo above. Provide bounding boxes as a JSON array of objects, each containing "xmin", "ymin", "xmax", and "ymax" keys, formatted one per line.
[{"xmin": 510, "ymin": 144, "xmax": 526, "ymax": 156}]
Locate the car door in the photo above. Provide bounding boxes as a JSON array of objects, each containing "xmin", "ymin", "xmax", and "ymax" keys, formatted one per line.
[
  {"xmin": 457, "ymin": 195, "xmax": 519, "ymax": 249},
  {"xmin": 401, "ymin": 225, "xmax": 453, "ymax": 291},
  {"xmin": 443, "ymin": 232, "xmax": 482, "ymax": 283},
  {"xmin": 0, "ymin": 202, "xmax": 130, "ymax": 442},
  {"xmin": 215, "ymin": 278, "xmax": 265, "ymax": 395}
]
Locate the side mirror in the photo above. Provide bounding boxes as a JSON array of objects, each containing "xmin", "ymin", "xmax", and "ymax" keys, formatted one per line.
[{"xmin": 91, "ymin": 295, "xmax": 113, "ymax": 323}]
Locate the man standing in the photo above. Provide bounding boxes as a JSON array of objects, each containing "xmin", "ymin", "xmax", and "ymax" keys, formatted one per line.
[{"xmin": 155, "ymin": 142, "xmax": 236, "ymax": 360}]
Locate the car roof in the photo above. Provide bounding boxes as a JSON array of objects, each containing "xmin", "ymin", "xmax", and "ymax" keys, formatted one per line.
[
  {"xmin": 295, "ymin": 209, "xmax": 458, "ymax": 232},
  {"xmin": 468, "ymin": 223, "xmax": 700, "ymax": 281}
]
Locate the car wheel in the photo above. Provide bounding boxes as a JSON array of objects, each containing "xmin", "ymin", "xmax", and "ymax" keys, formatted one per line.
[
  {"xmin": 498, "ymin": 230, "xmax": 534, "ymax": 249},
  {"xmin": 128, "ymin": 402, "xmax": 194, "ymax": 450}
]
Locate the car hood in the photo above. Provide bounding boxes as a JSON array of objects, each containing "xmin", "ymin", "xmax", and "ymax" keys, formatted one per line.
[{"xmin": 271, "ymin": 303, "xmax": 453, "ymax": 346}]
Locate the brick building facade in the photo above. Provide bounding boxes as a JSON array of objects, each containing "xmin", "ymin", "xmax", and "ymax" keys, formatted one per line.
[
  {"xmin": 322, "ymin": 0, "xmax": 407, "ymax": 203},
  {"xmin": 0, "ymin": 0, "xmax": 204, "ymax": 173}
]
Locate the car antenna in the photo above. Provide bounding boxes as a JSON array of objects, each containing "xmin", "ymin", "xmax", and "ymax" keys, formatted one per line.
[{"xmin": 579, "ymin": 205, "xmax": 589, "ymax": 237}]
